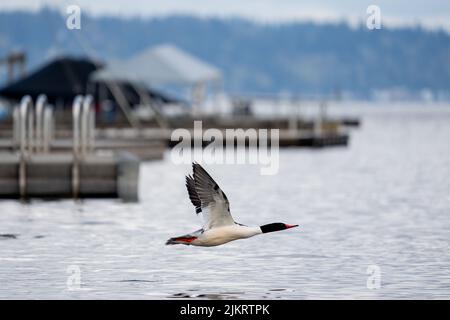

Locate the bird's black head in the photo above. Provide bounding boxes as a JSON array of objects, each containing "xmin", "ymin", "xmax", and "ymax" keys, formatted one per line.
[{"xmin": 260, "ymin": 223, "xmax": 299, "ymax": 234}]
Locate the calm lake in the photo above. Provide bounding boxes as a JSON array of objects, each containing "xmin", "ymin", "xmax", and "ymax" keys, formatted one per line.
[{"xmin": 1, "ymin": 103, "xmax": 449, "ymax": 299}]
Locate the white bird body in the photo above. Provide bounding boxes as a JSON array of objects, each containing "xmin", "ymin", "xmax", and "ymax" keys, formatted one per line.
[
  {"xmin": 166, "ymin": 163, "xmax": 298, "ymax": 247},
  {"xmin": 190, "ymin": 225, "xmax": 262, "ymax": 247}
]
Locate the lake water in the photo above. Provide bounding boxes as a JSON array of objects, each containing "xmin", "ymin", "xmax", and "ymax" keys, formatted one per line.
[{"xmin": 1, "ymin": 103, "xmax": 450, "ymax": 299}]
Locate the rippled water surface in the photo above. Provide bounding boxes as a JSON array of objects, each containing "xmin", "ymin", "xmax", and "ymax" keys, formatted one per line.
[{"xmin": 1, "ymin": 104, "xmax": 450, "ymax": 299}]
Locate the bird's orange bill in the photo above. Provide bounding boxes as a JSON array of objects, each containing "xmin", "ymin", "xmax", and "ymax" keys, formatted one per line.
[{"xmin": 285, "ymin": 224, "xmax": 299, "ymax": 229}]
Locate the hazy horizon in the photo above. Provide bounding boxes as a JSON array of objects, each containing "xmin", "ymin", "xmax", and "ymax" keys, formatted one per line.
[{"xmin": 0, "ymin": 0, "xmax": 449, "ymax": 32}]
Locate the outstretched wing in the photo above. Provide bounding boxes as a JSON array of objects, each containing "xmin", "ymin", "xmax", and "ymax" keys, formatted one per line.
[
  {"xmin": 186, "ymin": 174, "xmax": 201, "ymax": 214},
  {"xmin": 185, "ymin": 163, "xmax": 235, "ymax": 229}
]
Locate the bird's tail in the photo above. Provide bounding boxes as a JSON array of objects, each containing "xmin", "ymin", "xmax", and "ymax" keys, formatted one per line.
[{"xmin": 165, "ymin": 235, "xmax": 198, "ymax": 245}]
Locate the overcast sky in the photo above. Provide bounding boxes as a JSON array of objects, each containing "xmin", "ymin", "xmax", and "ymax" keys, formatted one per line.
[{"xmin": 1, "ymin": 0, "xmax": 450, "ymax": 31}]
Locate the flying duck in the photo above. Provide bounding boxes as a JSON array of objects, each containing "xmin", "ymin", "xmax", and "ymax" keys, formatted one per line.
[{"xmin": 166, "ymin": 163, "xmax": 298, "ymax": 247}]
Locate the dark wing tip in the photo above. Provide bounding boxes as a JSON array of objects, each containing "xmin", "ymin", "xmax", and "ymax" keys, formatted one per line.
[
  {"xmin": 166, "ymin": 238, "xmax": 176, "ymax": 245},
  {"xmin": 185, "ymin": 174, "xmax": 193, "ymax": 183},
  {"xmin": 192, "ymin": 162, "xmax": 215, "ymax": 183},
  {"xmin": 192, "ymin": 162, "xmax": 201, "ymax": 172},
  {"xmin": 191, "ymin": 162, "xmax": 230, "ymax": 210},
  {"xmin": 185, "ymin": 173, "xmax": 202, "ymax": 213}
]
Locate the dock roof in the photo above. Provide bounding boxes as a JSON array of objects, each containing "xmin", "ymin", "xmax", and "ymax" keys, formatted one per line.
[
  {"xmin": 0, "ymin": 57, "xmax": 178, "ymax": 105},
  {"xmin": 91, "ymin": 44, "xmax": 222, "ymax": 86}
]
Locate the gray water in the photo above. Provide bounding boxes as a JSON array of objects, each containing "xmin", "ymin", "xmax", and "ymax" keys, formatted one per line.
[{"xmin": 1, "ymin": 104, "xmax": 450, "ymax": 299}]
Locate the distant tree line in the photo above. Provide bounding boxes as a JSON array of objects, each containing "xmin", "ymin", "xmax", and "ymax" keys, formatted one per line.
[{"xmin": 0, "ymin": 8, "xmax": 449, "ymax": 99}]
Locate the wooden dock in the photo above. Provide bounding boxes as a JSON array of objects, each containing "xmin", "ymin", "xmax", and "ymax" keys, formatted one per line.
[
  {"xmin": 0, "ymin": 139, "xmax": 166, "ymax": 161},
  {"xmin": 0, "ymin": 126, "xmax": 349, "ymax": 158},
  {"xmin": 0, "ymin": 94, "xmax": 141, "ymax": 202},
  {"xmin": 0, "ymin": 151, "xmax": 139, "ymax": 201},
  {"xmin": 0, "ymin": 94, "xmax": 355, "ymax": 202},
  {"xmin": 165, "ymin": 129, "xmax": 349, "ymax": 148}
]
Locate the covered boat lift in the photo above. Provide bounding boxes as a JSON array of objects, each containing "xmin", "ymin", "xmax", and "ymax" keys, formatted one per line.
[
  {"xmin": 91, "ymin": 44, "xmax": 222, "ymax": 116},
  {"xmin": 0, "ymin": 57, "xmax": 178, "ymax": 127}
]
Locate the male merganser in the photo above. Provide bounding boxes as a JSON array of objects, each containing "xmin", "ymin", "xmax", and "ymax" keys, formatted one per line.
[{"xmin": 166, "ymin": 163, "xmax": 298, "ymax": 247}]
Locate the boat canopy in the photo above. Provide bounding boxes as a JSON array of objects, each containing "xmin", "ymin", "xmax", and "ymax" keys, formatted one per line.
[{"xmin": 91, "ymin": 44, "xmax": 222, "ymax": 86}]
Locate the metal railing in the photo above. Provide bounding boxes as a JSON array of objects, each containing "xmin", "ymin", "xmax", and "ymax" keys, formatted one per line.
[
  {"xmin": 12, "ymin": 94, "xmax": 96, "ymax": 200},
  {"xmin": 72, "ymin": 94, "xmax": 95, "ymax": 158},
  {"xmin": 81, "ymin": 95, "xmax": 95, "ymax": 155},
  {"xmin": 12, "ymin": 106, "xmax": 20, "ymax": 149},
  {"xmin": 42, "ymin": 105, "xmax": 53, "ymax": 153},
  {"xmin": 35, "ymin": 94, "xmax": 54, "ymax": 153},
  {"xmin": 14, "ymin": 95, "xmax": 54, "ymax": 198},
  {"xmin": 72, "ymin": 95, "xmax": 96, "ymax": 198},
  {"xmin": 13, "ymin": 94, "xmax": 53, "ymax": 154},
  {"xmin": 18, "ymin": 96, "xmax": 34, "ymax": 198}
]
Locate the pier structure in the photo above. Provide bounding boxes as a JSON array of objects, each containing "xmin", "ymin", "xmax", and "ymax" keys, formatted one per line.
[{"xmin": 0, "ymin": 95, "xmax": 140, "ymax": 201}]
